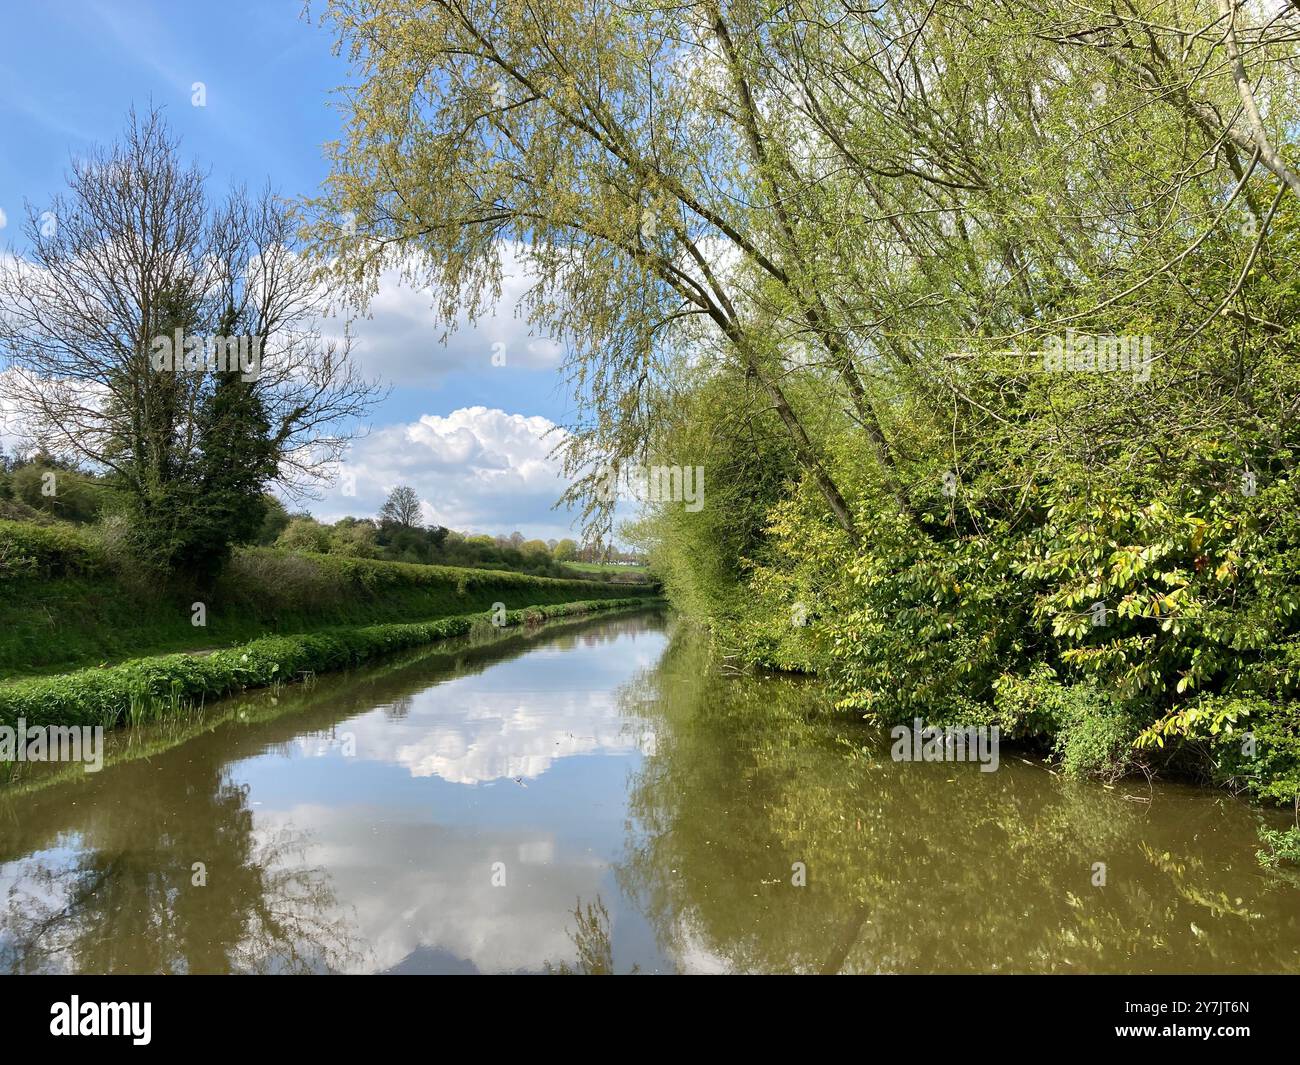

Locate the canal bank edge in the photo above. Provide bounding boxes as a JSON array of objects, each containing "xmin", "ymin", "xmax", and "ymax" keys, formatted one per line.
[{"xmin": 0, "ymin": 597, "xmax": 661, "ymax": 731}]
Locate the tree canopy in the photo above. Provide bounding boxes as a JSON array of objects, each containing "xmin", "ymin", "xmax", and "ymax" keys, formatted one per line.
[{"xmin": 307, "ymin": 0, "xmax": 1300, "ymax": 802}]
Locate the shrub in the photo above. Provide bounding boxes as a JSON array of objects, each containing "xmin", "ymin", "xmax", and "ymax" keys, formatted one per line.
[
  {"xmin": 0, "ymin": 520, "xmax": 105, "ymax": 581},
  {"xmin": 1257, "ymin": 826, "xmax": 1300, "ymax": 869},
  {"xmin": 0, "ymin": 596, "xmax": 653, "ymax": 729},
  {"xmin": 275, "ymin": 516, "xmax": 333, "ymax": 554}
]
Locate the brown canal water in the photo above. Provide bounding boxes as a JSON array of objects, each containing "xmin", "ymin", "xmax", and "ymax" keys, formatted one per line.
[{"xmin": 1, "ymin": 607, "xmax": 1298, "ymax": 974}]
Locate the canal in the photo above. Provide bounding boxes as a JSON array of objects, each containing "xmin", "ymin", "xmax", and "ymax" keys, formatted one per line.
[{"xmin": 2, "ymin": 607, "xmax": 1298, "ymax": 973}]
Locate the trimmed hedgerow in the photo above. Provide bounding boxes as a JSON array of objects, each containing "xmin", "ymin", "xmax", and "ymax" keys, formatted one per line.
[
  {"xmin": 0, "ymin": 532, "xmax": 658, "ymax": 675},
  {"xmin": 0, "ymin": 597, "xmax": 655, "ymax": 729}
]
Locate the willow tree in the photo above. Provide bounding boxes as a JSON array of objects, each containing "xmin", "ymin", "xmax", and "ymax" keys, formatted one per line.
[
  {"xmin": 306, "ymin": 0, "xmax": 926, "ymax": 542},
  {"xmin": 738, "ymin": 0, "xmax": 1300, "ymax": 496},
  {"xmin": 307, "ymin": 0, "xmax": 1300, "ymax": 543}
]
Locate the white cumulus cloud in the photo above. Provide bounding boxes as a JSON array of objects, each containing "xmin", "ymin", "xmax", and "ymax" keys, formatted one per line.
[{"xmin": 315, "ymin": 405, "xmax": 579, "ymax": 539}]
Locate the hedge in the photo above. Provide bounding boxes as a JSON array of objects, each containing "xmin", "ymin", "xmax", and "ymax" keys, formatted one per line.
[
  {"xmin": 0, "ymin": 597, "xmax": 657, "ymax": 729},
  {"xmin": 0, "ymin": 519, "xmax": 105, "ymax": 581}
]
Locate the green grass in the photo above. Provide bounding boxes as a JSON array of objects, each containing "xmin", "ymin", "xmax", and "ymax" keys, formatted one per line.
[
  {"xmin": 0, "ymin": 519, "xmax": 658, "ymax": 676},
  {"xmin": 0, "ymin": 596, "xmax": 656, "ymax": 730},
  {"xmin": 560, "ymin": 561, "xmax": 653, "ymax": 586},
  {"xmin": 562, "ymin": 561, "xmax": 648, "ymax": 573}
]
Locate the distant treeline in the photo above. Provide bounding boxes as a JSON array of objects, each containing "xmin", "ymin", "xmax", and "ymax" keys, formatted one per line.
[{"xmin": 0, "ymin": 453, "xmax": 645, "ymax": 581}]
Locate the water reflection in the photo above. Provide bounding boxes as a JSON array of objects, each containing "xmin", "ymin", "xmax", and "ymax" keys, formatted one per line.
[
  {"xmin": 1, "ymin": 607, "xmax": 1298, "ymax": 974},
  {"xmin": 615, "ymin": 622, "xmax": 1300, "ymax": 973},
  {"xmin": 0, "ymin": 611, "xmax": 666, "ymax": 974},
  {"xmin": 0, "ymin": 757, "xmax": 361, "ymax": 974},
  {"xmin": 347, "ymin": 682, "xmax": 652, "ymax": 785},
  {"xmin": 545, "ymin": 898, "xmax": 633, "ymax": 975}
]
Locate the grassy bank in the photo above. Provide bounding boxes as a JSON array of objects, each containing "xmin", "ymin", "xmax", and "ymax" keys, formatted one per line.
[
  {"xmin": 0, "ymin": 596, "xmax": 657, "ymax": 730},
  {"xmin": 560, "ymin": 560, "xmax": 653, "ymax": 583},
  {"xmin": 0, "ymin": 519, "xmax": 658, "ymax": 675},
  {"xmin": 0, "ymin": 602, "xmax": 664, "ymax": 800}
]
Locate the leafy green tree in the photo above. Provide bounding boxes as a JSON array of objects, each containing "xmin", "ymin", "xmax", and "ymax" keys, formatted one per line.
[
  {"xmin": 0, "ymin": 107, "xmax": 379, "ymax": 581},
  {"xmin": 329, "ymin": 518, "xmax": 379, "ymax": 558},
  {"xmin": 6, "ymin": 457, "xmax": 108, "ymax": 524},
  {"xmin": 254, "ymin": 495, "xmax": 291, "ymax": 545},
  {"xmin": 306, "ymin": 0, "xmax": 1300, "ymax": 803}
]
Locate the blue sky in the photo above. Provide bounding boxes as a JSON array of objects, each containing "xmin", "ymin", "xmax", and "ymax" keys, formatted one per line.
[{"xmin": 0, "ymin": 1, "xmax": 606, "ymax": 541}]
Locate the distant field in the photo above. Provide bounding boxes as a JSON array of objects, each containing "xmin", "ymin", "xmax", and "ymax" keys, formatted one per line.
[{"xmin": 562, "ymin": 561, "xmax": 649, "ymax": 575}]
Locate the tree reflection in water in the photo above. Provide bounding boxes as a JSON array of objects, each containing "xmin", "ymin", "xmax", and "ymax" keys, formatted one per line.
[
  {"xmin": 0, "ymin": 755, "xmax": 364, "ymax": 974},
  {"xmin": 613, "ymin": 620, "xmax": 1300, "ymax": 974},
  {"xmin": 0, "ymin": 607, "xmax": 664, "ymax": 976},
  {"xmin": 4, "ymin": 608, "xmax": 1298, "ymax": 975}
]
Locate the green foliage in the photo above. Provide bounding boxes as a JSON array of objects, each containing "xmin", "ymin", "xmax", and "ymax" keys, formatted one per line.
[
  {"xmin": 182, "ymin": 365, "xmax": 280, "ymax": 577},
  {"xmin": 1041, "ymin": 680, "xmax": 1143, "ymax": 782},
  {"xmin": 120, "ymin": 344, "xmax": 280, "ymax": 582},
  {"xmin": 644, "ymin": 337, "xmax": 1300, "ymax": 807},
  {"xmin": 254, "ymin": 495, "xmax": 291, "ymax": 545},
  {"xmin": 304, "ymin": 0, "xmax": 1300, "ymax": 818},
  {"xmin": 0, "ymin": 596, "xmax": 652, "ymax": 729},
  {"xmin": 329, "ymin": 518, "xmax": 380, "ymax": 558},
  {"xmin": 272, "ymin": 512, "xmax": 589, "ymax": 577},
  {"xmin": 1257, "ymin": 825, "xmax": 1300, "ymax": 869},
  {"xmin": 628, "ymin": 367, "xmax": 801, "ymax": 627},
  {"xmin": 0, "ymin": 520, "xmax": 106, "ymax": 582},
  {"xmin": 0, "ymin": 518, "xmax": 657, "ymax": 675},
  {"xmin": 4, "ymin": 461, "xmax": 110, "ymax": 524},
  {"xmin": 275, "ymin": 516, "xmax": 334, "ymax": 554}
]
